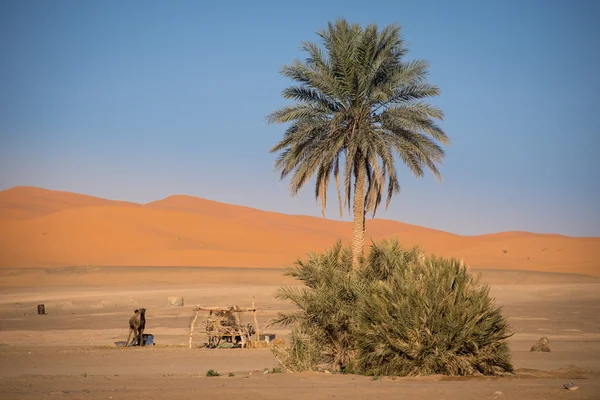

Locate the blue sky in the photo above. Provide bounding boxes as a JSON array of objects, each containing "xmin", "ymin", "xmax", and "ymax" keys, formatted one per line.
[{"xmin": 1, "ymin": 0, "xmax": 598, "ymax": 236}]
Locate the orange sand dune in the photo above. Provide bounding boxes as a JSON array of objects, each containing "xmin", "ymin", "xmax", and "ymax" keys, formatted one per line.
[
  {"xmin": 0, "ymin": 186, "xmax": 139, "ymax": 220},
  {"xmin": 0, "ymin": 187, "xmax": 598, "ymax": 275}
]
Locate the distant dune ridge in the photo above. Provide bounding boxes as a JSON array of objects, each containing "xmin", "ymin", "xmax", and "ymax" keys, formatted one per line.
[{"xmin": 0, "ymin": 186, "xmax": 598, "ymax": 276}]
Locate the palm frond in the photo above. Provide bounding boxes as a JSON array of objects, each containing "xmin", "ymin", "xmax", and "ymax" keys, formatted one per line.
[{"xmin": 268, "ymin": 17, "xmax": 449, "ymax": 223}]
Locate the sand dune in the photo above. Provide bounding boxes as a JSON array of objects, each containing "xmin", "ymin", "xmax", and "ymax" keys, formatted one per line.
[
  {"xmin": 0, "ymin": 186, "xmax": 598, "ymax": 275},
  {"xmin": 0, "ymin": 186, "xmax": 138, "ymax": 220}
]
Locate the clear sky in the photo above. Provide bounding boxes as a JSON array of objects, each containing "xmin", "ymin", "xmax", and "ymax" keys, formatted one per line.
[{"xmin": 1, "ymin": 0, "xmax": 598, "ymax": 237}]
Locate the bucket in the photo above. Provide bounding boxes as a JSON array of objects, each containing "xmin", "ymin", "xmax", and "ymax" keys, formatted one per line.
[
  {"xmin": 259, "ymin": 333, "xmax": 276, "ymax": 342},
  {"xmin": 128, "ymin": 334, "xmax": 155, "ymax": 346},
  {"xmin": 144, "ymin": 334, "xmax": 154, "ymax": 346},
  {"xmin": 37, "ymin": 304, "xmax": 45, "ymax": 315}
]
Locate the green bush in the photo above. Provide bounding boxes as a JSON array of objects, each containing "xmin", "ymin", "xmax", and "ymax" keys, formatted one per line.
[
  {"xmin": 205, "ymin": 369, "xmax": 220, "ymax": 377},
  {"xmin": 271, "ymin": 239, "xmax": 513, "ymax": 376},
  {"xmin": 357, "ymin": 241, "xmax": 513, "ymax": 376},
  {"xmin": 271, "ymin": 327, "xmax": 321, "ymax": 372},
  {"xmin": 271, "ymin": 243, "xmax": 361, "ymax": 372}
]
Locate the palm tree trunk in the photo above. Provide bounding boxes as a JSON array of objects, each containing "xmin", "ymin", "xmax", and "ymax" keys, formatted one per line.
[{"xmin": 352, "ymin": 165, "xmax": 367, "ymax": 269}]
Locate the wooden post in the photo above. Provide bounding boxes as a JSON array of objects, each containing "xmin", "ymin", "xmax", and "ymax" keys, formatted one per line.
[
  {"xmin": 252, "ymin": 301, "xmax": 260, "ymax": 341},
  {"xmin": 189, "ymin": 308, "xmax": 199, "ymax": 349}
]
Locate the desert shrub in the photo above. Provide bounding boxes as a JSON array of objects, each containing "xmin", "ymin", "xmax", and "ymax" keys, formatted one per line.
[
  {"xmin": 271, "ymin": 239, "xmax": 513, "ymax": 376},
  {"xmin": 205, "ymin": 369, "xmax": 220, "ymax": 377},
  {"xmin": 271, "ymin": 243, "xmax": 363, "ymax": 371},
  {"xmin": 271, "ymin": 328, "xmax": 321, "ymax": 372},
  {"xmin": 356, "ymin": 240, "xmax": 513, "ymax": 376}
]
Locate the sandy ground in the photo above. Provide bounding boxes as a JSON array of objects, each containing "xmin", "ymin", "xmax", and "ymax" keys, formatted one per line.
[
  {"xmin": 1, "ymin": 267, "xmax": 599, "ymax": 399},
  {"xmin": 2, "ymin": 186, "xmax": 599, "ymax": 276}
]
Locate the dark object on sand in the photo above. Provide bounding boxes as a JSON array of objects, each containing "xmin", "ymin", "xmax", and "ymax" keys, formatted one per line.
[
  {"xmin": 259, "ymin": 333, "xmax": 276, "ymax": 343},
  {"xmin": 563, "ymin": 383, "xmax": 579, "ymax": 391},
  {"xmin": 530, "ymin": 337, "xmax": 551, "ymax": 352},
  {"xmin": 126, "ymin": 308, "xmax": 147, "ymax": 347},
  {"xmin": 142, "ymin": 334, "xmax": 154, "ymax": 346},
  {"xmin": 37, "ymin": 304, "xmax": 45, "ymax": 315},
  {"xmin": 115, "ymin": 334, "xmax": 154, "ymax": 347}
]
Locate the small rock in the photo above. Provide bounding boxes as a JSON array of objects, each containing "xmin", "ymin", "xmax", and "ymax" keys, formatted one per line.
[
  {"xmin": 493, "ymin": 391, "xmax": 503, "ymax": 396},
  {"xmin": 263, "ymin": 370, "xmax": 269, "ymax": 374},
  {"xmin": 167, "ymin": 297, "xmax": 184, "ymax": 307},
  {"xmin": 530, "ymin": 337, "xmax": 551, "ymax": 352},
  {"xmin": 563, "ymin": 383, "xmax": 579, "ymax": 391},
  {"xmin": 324, "ymin": 370, "xmax": 331, "ymax": 374}
]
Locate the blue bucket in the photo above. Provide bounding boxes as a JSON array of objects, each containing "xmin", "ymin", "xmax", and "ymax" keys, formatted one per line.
[
  {"xmin": 115, "ymin": 334, "xmax": 154, "ymax": 347},
  {"xmin": 144, "ymin": 334, "xmax": 154, "ymax": 346}
]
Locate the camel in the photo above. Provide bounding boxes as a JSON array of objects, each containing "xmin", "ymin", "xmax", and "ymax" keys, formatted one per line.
[{"xmin": 126, "ymin": 308, "xmax": 147, "ymax": 347}]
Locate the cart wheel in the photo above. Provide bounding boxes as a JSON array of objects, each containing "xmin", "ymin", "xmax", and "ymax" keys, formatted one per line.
[{"xmin": 208, "ymin": 335, "xmax": 221, "ymax": 348}]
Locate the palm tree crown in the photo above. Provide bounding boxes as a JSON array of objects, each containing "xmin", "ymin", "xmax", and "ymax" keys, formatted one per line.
[{"xmin": 268, "ymin": 18, "xmax": 449, "ymax": 268}]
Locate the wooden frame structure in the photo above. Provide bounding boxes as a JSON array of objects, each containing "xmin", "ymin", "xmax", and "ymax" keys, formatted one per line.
[{"xmin": 188, "ymin": 302, "xmax": 260, "ymax": 349}]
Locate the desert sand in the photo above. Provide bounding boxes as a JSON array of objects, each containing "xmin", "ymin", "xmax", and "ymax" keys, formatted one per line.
[
  {"xmin": 1, "ymin": 267, "xmax": 599, "ymax": 399},
  {"xmin": 1, "ymin": 186, "xmax": 599, "ymax": 399},
  {"xmin": 1, "ymin": 186, "xmax": 599, "ymax": 275}
]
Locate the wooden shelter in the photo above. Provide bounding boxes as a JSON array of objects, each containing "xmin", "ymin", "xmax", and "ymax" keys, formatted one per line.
[{"xmin": 188, "ymin": 302, "xmax": 260, "ymax": 349}]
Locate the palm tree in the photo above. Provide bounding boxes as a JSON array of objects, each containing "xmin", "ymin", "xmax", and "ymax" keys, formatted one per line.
[{"xmin": 268, "ymin": 18, "xmax": 449, "ymax": 269}]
